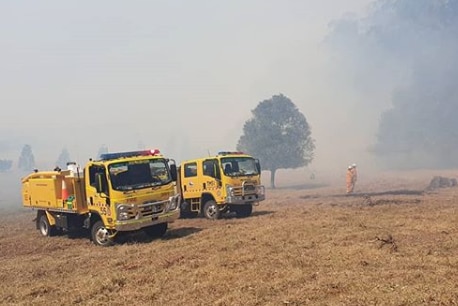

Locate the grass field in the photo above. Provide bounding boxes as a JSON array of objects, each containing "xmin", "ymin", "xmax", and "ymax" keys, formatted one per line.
[{"xmin": 1, "ymin": 170, "xmax": 458, "ymax": 305}]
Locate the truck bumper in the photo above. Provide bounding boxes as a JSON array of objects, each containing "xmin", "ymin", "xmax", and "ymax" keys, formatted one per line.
[
  {"xmin": 114, "ymin": 208, "xmax": 180, "ymax": 232},
  {"xmin": 226, "ymin": 194, "xmax": 265, "ymax": 205}
]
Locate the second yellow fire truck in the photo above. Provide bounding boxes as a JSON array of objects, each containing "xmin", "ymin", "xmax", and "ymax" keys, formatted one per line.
[{"xmin": 178, "ymin": 151, "xmax": 265, "ymax": 220}]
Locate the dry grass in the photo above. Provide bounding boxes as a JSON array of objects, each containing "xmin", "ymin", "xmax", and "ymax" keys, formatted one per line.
[{"xmin": 1, "ymin": 170, "xmax": 458, "ymax": 305}]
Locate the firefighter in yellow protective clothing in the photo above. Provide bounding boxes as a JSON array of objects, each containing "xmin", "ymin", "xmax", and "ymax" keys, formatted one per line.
[
  {"xmin": 346, "ymin": 165, "xmax": 354, "ymax": 194},
  {"xmin": 351, "ymin": 163, "xmax": 357, "ymax": 190}
]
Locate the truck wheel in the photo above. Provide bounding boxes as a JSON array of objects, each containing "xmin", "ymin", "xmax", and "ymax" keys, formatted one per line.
[
  {"xmin": 203, "ymin": 200, "xmax": 220, "ymax": 220},
  {"xmin": 235, "ymin": 204, "xmax": 253, "ymax": 218},
  {"xmin": 143, "ymin": 223, "xmax": 168, "ymax": 239},
  {"xmin": 38, "ymin": 214, "xmax": 56, "ymax": 237},
  {"xmin": 91, "ymin": 221, "xmax": 115, "ymax": 247}
]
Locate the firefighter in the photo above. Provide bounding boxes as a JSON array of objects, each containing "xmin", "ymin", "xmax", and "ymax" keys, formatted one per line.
[
  {"xmin": 346, "ymin": 165, "xmax": 354, "ymax": 194},
  {"xmin": 351, "ymin": 163, "xmax": 357, "ymax": 191}
]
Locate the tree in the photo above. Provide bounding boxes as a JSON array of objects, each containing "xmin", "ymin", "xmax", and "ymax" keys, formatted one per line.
[
  {"xmin": 55, "ymin": 148, "xmax": 71, "ymax": 169},
  {"xmin": 0, "ymin": 159, "xmax": 13, "ymax": 172},
  {"xmin": 237, "ymin": 94, "xmax": 315, "ymax": 188},
  {"xmin": 18, "ymin": 144, "xmax": 35, "ymax": 171}
]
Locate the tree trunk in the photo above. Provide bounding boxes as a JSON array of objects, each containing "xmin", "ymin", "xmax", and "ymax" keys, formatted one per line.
[{"xmin": 270, "ymin": 169, "xmax": 276, "ymax": 189}]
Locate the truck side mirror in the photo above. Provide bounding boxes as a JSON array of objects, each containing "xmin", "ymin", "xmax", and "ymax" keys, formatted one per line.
[{"xmin": 170, "ymin": 164, "xmax": 177, "ymax": 182}]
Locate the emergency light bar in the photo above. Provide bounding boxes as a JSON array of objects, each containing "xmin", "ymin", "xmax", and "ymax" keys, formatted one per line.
[
  {"xmin": 217, "ymin": 151, "xmax": 245, "ymax": 156},
  {"xmin": 100, "ymin": 149, "xmax": 160, "ymax": 161}
]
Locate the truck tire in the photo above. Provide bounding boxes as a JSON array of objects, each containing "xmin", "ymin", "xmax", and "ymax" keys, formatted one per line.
[
  {"xmin": 91, "ymin": 220, "xmax": 115, "ymax": 247},
  {"xmin": 235, "ymin": 204, "xmax": 253, "ymax": 218},
  {"xmin": 143, "ymin": 223, "xmax": 168, "ymax": 239},
  {"xmin": 38, "ymin": 214, "xmax": 56, "ymax": 237},
  {"xmin": 203, "ymin": 200, "xmax": 220, "ymax": 220}
]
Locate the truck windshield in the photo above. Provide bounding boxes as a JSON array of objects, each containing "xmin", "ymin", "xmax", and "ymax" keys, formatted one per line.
[
  {"xmin": 108, "ymin": 159, "xmax": 171, "ymax": 191},
  {"xmin": 221, "ymin": 157, "xmax": 259, "ymax": 177}
]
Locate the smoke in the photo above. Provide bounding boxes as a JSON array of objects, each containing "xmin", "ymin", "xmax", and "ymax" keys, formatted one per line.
[
  {"xmin": 0, "ymin": 171, "xmax": 23, "ymax": 209},
  {"xmin": 325, "ymin": 0, "xmax": 458, "ymax": 169}
]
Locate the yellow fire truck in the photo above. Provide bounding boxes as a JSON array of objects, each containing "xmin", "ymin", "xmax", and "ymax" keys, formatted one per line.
[
  {"xmin": 21, "ymin": 149, "xmax": 181, "ymax": 246},
  {"xmin": 178, "ymin": 151, "xmax": 265, "ymax": 219}
]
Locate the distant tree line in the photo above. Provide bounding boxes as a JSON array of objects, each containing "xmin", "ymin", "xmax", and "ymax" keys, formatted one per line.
[
  {"xmin": 0, "ymin": 144, "xmax": 112, "ymax": 173},
  {"xmin": 18, "ymin": 144, "xmax": 35, "ymax": 171},
  {"xmin": 0, "ymin": 159, "xmax": 12, "ymax": 172}
]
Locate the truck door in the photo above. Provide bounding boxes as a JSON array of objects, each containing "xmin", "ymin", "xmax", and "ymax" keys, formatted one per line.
[
  {"xmin": 181, "ymin": 162, "xmax": 199, "ymax": 199},
  {"xmin": 86, "ymin": 165, "xmax": 111, "ymax": 217},
  {"xmin": 202, "ymin": 159, "xmax": 221, "ymax": 193},
  {"xmin": 204, "ymin": 159, "xmax": 226, "ymax": 203}
]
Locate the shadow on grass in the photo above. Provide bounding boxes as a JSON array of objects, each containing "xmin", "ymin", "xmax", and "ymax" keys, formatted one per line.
[
  {"xmin": 221, "ymin": 209, "xmax": 275, "ymax": 219},
  {"xmin": 64, "ymin": 226, "xmax": 203, "ymax": 245},
  {"xmin": 163, "ymin": 227, "xmax": 203, "ymax": 240},
  {"xmin": 117, "ymin": 226, "xmax": 203, "ymax": 244},
  {"xmin": 299, "ymin": 194, "xmax": 322, "ymax": 199},
  {"xmin": 251, "ymin": 210, "xmax": 275, "ymax": 217},
  {"xmin": 337, "ymin": 189, "xmax": 424, "ymax": 197},
  {"xmin": 297, "ymin": 187, "xmax": 425, "ymax": 206},
  {"xmin": 327, "ymin": 190, "xmax": 424, "ymax": 207},
  {"xmin": 65, "ymin": 229, "xmax": 89, "ymax": 240}
]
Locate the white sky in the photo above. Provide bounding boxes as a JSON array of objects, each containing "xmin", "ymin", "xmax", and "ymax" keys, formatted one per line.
[{"xmin": 0, "ymin": 0, "xmax": 374, "ymax": 174}]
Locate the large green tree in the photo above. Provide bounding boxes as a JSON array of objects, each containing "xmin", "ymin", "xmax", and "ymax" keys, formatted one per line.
[
  {"xmin": 18, "ymin": 144, "xmax": 35, "ymax": 171},
  {"xmin": 237, "ymin": 94, "xmax": 315, "ymax": 188}
]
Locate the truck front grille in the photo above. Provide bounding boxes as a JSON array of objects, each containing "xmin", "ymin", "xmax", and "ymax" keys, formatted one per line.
[
  {"xmin": 139, "ymin": 201, "xmax": 165, "ymax": 216},
  {"xmin": 117, "ymin": 200, "xmax": 167, "ymax": 221},
  {"xmin": 230, "ymin": 184, "xmax": 257, "ymax": 196}
]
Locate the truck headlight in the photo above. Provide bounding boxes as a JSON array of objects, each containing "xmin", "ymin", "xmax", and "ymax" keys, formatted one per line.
[
  {"xmin": 167, "ymin": 195, "xmax": 180, "ymax": 211},
  {"xmin": 226, "ymin": 185, "xmax": 234, "ymax": 196},
  {"xmin": 119, "ymin": 212, "xmax": 129, "ymax": 220},
  {"xmin": 257, "ymin": 185, "xmax": 265, "ymax": 195},
  {"xmin": 117, "ymin": 205, "xmax": 131, "ymax": 220}
]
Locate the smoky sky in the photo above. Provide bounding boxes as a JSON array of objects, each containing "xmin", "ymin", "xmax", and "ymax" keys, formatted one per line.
[
  {"xmin": 0, "ymin": 0, "xmax": 370, "ymax": 173},
  {"xmin": 325, "ymin": 0, "xmax": 458, "ymax": 169},
  {"xmin": 0, "ymin": 0, "xmax": 371, "ymax": 207}
]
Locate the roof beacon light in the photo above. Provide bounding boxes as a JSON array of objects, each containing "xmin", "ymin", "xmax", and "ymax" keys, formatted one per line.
[
  {"xmin": 218, "ymin": 151, "xmax": 245, "ymax": 156},
  {"xmin": 100, "ymin": 149, "xmax": 161, "ymax": 161}
]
